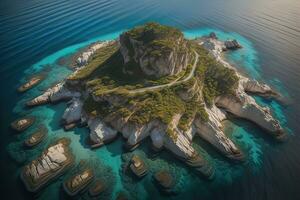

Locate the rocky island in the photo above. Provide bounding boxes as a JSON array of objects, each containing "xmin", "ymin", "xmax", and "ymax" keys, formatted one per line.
[
  {"xmin": 23, "ymin": 22, "xmax": 286, "ymax": 185},
  {"xmin": 21, "ymin": 138, "xmax": 74, "ymax": 192}
]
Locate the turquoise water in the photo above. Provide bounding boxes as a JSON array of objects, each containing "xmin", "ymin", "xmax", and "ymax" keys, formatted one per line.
[
  {"xmin": 1, "ymin": 0, "xmax": 299, "ymax": 199},
  {"xmin": 4, "ymin": 28, "xmax": 288, "ymax": 199}
]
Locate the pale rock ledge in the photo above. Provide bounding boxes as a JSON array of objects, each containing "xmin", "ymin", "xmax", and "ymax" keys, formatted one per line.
[
  {"xmin": 26, "ymin": 83, "xmax": 81, "ymax": 106},
  {"xmin": 62, "ymin": 98, "xmax": 83, "ymax": 125}
]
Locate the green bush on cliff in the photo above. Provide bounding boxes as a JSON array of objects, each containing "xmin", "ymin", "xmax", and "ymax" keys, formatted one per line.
[
  {"xmin": 127, "ymin": 22, "xmax": 183, "ymax": 43},
  {"xmin": 69, "ymin": 42, "xmax": 119, "ymax": 80},
  {"xmin": 192, "ymin": 41, "xmax": 239, "ymax": 106},
  {"xmin": 80, "ymin": 24, "xmax": 239, "ymax": 144},
  {"xmin": 127, "ymin": 88, "xmax": 186, "ymax": 125},
  {"xmin": 124, "ymin": 22, "xmax": 186, "ymax": 59}
]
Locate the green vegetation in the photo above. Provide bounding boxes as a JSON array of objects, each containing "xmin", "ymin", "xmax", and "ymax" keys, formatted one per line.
[
  {"xmin": 127, "ymin": 88, "xmax": 185, "ymax": 125},
  {"xmin": 68, "ymin": 42, "xmax": 119, "ymax": 80},
  {"xmin": 192, "ymin": 41, "xmax": 239, "ymax": 107},
  {"xmin": 123, "ymin": 22, "xmax": 187, "ymax": 59},
  {"xmin": 126, "ymin": 22, "xmax": 183, "ymax": 44},
  {"xmin": 178, "ymin": 98, "xmax": 208, "ymax": 132},
  {"xmin": 79, "ymin": 23, "xmax": 239, "ymax": 143},
  {"xmin": 166, "ymin": 127, "xmax": 178, "ymax": 142}
]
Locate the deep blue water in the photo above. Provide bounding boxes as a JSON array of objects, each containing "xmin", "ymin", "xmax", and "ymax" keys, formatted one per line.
[{"xmin": 0, "ymin": 0, "xmax": 300, "ymax": 199}]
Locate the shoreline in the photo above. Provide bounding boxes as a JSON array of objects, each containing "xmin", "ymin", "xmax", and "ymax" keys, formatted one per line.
[{"xmin": 9, "ymin": 24, "xmax": 290, "ymax": 198}]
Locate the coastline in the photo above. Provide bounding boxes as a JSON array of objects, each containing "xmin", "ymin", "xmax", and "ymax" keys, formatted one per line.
[{"xmin": 7, "ymin": 25, "xmax": 290, "ymax": 199}]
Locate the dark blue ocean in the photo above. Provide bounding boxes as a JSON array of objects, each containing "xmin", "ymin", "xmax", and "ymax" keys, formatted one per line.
[{"xmin": 0, "ymin": 0, "xmax": 300, "ymax": 199}]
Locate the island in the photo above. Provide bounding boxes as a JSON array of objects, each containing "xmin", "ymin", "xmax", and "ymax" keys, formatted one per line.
[{"xmin": 23, "ymin": 22, "xmax": 286, "ymax": 187}]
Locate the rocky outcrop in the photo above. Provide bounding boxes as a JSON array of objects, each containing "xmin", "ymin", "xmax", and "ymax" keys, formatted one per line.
[
  {"xmin": 88, "ymin": 118, "xmax": 118, "ymax": 148},
  {"xmin": 163, "ymin": 115, "xmax": 214, "ymax": 178},
  {"xmin": 129, "ymin": 155, "xmax": 148, "ymax": 178},
  {"xmin": 63, "ymin": 169, "xmax": 94, "ymax": 196},
  {"xmin": 193, "ymin": 105, "xmax": 243, "ymax": 160},
  {"xmin": 154, "ymin": 171, "xmax": 174, "ymax": 193},
  {"xmin": 119, "ymin": 23, "xmax": 191, "ymax": 78},
  {"xmin": 104, "ymin": 113, "xmax": 213, "ymax": 178},
  {"xmin": 24, "ymin": 126, "xmax": 47, "ymax": 148},
  {"xmin": 11, "ymin": 117, "xmax": 35, "ymax": 132},
  {"xmin": 216, "ymin": 92, "xmax": 284, "ymax": 139},
  {"xmin": 26, "ymin": 83, "xmax": 80, "ymax": 106},
  {"xmin": 224, "ymin": 39, "xmax": 242, "ymax": 50},
  {"xmin": 18, "ymin": 75, "xmax": 44, "ymax": 92},
  {"xmin": 21, "ymin": 138, "xmax": 74, "ymax": 192},
  {"xmin": 200, "ymin": 33, "xmax": 285, "ymax": 140},
  {"xmin": 62, "ymin": 98, "xmax": 83, "ymax": 125},
  {"xmin": 76, "ymin": 41, "xmax": 112, "ymax": 67},
  {"xmin": 150, "ymin": 128, "xmax": 164, "ymax": 150},
  {"xmin": 241, "ymin": 78, "xmax": 279, "ymax": 97}
]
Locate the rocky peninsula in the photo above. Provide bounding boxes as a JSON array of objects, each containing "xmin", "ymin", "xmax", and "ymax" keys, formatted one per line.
[{"xmin": 23, "ymin": 22, "xmax": 286, "ymax": 182}]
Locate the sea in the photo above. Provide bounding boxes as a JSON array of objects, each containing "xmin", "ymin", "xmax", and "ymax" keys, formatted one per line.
[{"xmin": 0, "ymin": 0, "xmax": 299, "ymax": 199}]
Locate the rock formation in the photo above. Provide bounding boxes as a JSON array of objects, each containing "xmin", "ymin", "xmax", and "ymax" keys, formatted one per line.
[
  {"xmin": 198, "ymin": 34, "xmax": 285, "ymax": 140},
  {"xmin": 88, "ymin": 118, "xmax": 118, "ymax": 148},
  {"xmin": 21, "ymin": 138, "xmax": 74, "ymax": 192},
  {"xmin": 18, "ymin": 75, "xmax": 44, "ymax": 92},
  {"xmin": 26, "ymin": 83, "xmax": 81, "ymax": 106},
  {"xmin": 11, "ymin": 117, "xmax": 35, "ymax": 132},
  {"xmin": 224, "ymin": 39, "xmax": 242, "ymax": 50},
  {"xmin": 76, "ymin": 41, "xmax": 113, "ymax": 67},
  {"xmin": 62, "ymin": 98, "xmax": 83, "ymax": 125},
  {"xmin": 23, "ymin": 23, "xmax": 287, "ymax": 182},
  {"xmin": 119, "ymin": 22, "xmax": 191, "ymax": 78}
]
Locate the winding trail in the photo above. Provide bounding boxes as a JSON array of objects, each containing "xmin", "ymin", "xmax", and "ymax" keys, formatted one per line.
[{"xmin": 127, "ymin": 50, "xmax": 199, "ymax": 94}]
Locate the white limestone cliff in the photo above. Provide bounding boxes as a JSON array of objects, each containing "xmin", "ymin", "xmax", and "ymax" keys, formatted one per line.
[
  {"xmin": 76, "ymin": 41, "xmax": 112, "ymax": 67},
  {"xmin": 88, "ymin": 118, "xmax": 118, "ymax": 147},
  {"xmin": 62, "ymin": 98, "xmax": 83, "ymax": 124},
  {"xmin": 27, "ymin": 83, "xmax": 81, "ymax": 106},
  {"xmin": 119, "ymin": 32, "xmax": 190, "ymax": 78},
  {"xmin": 193, "ymin": 105, "xmax": 243, "ymax": 160},
  {"xmin": 199, "ymin": 35, "xmax": 285, "ymax": 139}
]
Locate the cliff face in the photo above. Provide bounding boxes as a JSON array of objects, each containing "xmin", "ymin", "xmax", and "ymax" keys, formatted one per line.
[{"xmin": 119, "ymin": 23, "xmax": 191, "ymax": 78}]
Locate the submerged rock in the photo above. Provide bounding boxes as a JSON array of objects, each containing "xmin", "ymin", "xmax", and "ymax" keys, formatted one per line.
[
  {"xmin": 24, "ymin": 126, "xmax": 47, "ymax": 148},
  {"xmin": 17, "ymin": 75, "xmax": 44, "ymax": 92},
  {"xmin": 154, "ymin": 171, "xmax": 174, "ymax": 193},
  {"xmin": 129, "ymin": 155, "xmax": 148, "ymax": 178},
  {"xmin": 88, "ymin": 180, "xmax": 106, "ymax": 197},
  {"xmin": 63, "ymin": 168, "xmax": 94, "ymax": 196},
  {"xmin": 11, "ymin": 117, "xmax": 35, "ymax": 132},
  {"xmin": 116, "ymin": 191, "xmax": 129, "ymax": 200},
  {"xmin": 64, "ymin": 123, "xmax": 77, "ymax": 131},
  {"xmin": 20, "ymin": 138, "xmax": 74, "ymax": 192}
]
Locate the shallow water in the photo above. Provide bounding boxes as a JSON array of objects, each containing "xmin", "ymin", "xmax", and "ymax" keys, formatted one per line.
[{"xmin": 0, "ymin": 0, "xmax": 300, "ymax": 199}]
